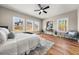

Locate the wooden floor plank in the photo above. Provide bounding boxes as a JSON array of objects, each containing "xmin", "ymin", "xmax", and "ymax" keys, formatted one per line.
[{"xmin": 39, "ymin": 34, "xmax": 79, "ymax": 55}]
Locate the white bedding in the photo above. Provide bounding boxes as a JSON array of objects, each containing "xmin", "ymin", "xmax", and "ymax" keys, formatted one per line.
[{"xmin": 0, "ymin": 33, "xmax": 40, "ymax": 55}]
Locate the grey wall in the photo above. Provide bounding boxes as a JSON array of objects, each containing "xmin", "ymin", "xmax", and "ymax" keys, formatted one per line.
[
  {"xmin": 43, "ymin": 10, "xmax": 78, "ymax": 31},
  {"xmin": 0, "ymin": 6, "xmax": 42, "ymax": 31},
  {"xmin": 77, "ymin": 9, "xmax": 79, "ymax": 32}
]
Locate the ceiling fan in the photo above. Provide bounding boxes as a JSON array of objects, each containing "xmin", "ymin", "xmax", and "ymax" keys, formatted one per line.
[{"xmin": 34, "ymin": 4, "xmax": 50, "ymax": 15}]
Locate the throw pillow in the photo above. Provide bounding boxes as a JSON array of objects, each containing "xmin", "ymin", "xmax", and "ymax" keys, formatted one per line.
[
  {"xmin": 8, "ymin": 32, "xmax": 15, "ymax": 39},
  {"xmin": 0, "ymin": 28, "xmax": 10, "ymax": 35},
  {"xmin": 0, "ymin": 30, "xmax": 7, "ymax": 44}
]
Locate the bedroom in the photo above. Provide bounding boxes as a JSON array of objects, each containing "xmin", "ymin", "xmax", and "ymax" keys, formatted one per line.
[{"xmin": 0, "ymin": 4, "xmax": 79, "ymax": 55}]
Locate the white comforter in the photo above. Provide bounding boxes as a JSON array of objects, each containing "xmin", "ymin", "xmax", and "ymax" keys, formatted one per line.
[{"xmin": 0, "ymin": 33, "xmax": 40, "ymax": 55}]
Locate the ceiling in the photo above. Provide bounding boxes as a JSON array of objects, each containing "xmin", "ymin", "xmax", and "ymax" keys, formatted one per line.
[{"xmin": 0, "ymin": 4, "xmax": 79, "ymax": 19}]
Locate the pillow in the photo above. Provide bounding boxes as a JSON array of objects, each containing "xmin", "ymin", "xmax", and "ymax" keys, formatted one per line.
[
  {"xmin": 68, "ymin": 32, "xmax": 76, "ymax": 35},
  {"xmin": 0, "ymin": 28, "xmax": 10, "ymax": 35},
  {"xmin": 0, "ymin": 30, "xmax": 7, "ymax": 44},
  {"xmin": 8, "ymin": 32, "xmax": 15, "ymax": 39}
]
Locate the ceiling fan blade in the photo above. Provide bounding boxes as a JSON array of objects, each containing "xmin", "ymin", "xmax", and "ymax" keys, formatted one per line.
[
  {"xmin": 34, "ymin": 10, "xmax": 40, "ymax": 11},
  {"xmin": 43, "ymin": 11, "xmax": 47, "ymax": 13},
  {"xmin": 43, "ymin": 6, "xmax": 49, "ymax": 10},
  {"xmin": 39, "ymin": 12, "xmax": 41, "ymax": 15},
  {"xmin": 38, "ymin": 4, "xmax": 42, "ymax": 9}
]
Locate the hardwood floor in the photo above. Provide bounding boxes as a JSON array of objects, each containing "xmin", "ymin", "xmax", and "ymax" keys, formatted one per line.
[{"xmin": 39, "ymin": 34, "xmax": 79, "ymax": 55}]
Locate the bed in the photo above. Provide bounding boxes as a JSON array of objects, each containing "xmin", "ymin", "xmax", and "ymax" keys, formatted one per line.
[
  {"xmin": 15, "ymin": 33, "xmax": 40, "ymax": 54},
  {"xmin": 0, "ymin": 26, "xmax": 40, "ymax": 55}
]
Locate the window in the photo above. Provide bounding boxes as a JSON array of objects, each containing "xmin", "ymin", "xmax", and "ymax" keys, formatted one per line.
[
  {"xmin": 13, "ymin": 17, "xmax": 40, "ymax": 33},
  {"xmin": 26, "ymin": 20, "xmax": 39, "ymax": 32},
  {"xmin": 57, "ymin": 18, "xmax": 68, "ymax": 32},
  {"xmin": 13, "ymin": 17, "xmax": 25, "ymax": 32},
  {"xmin": 33, "ymin": 21, "xmax": 39, "ymax": 32},
  {"xmin": 26, "ymin": 20, "xmax": 33, "ymax": 32}
]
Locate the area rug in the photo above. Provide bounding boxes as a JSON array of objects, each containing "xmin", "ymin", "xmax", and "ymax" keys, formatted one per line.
[{"xmin": 29, "ymin": 38, "xmax": 54, "ymax": 55}]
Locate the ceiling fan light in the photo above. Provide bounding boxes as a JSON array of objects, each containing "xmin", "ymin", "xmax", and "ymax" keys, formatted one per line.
[{"xmin": 40, "ymin": 10, "xmax": 43, "ymax": 12}]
